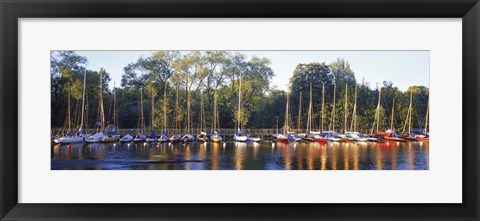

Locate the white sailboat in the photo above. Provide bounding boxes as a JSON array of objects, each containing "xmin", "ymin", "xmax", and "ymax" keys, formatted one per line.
[
  {"xmin": 102, "ymin": 82, "xmax": 120, "ymax": 142},
  {"xmin": 158, "ymin": 81, "xmax": 169, "ymax": 142},
  {"xmin": 323, "ymin": 83, "xmax": 343, "ymax": 142},
  {"xmin": 197, "ymin": 94, "xmax": 209, "ymax": 142},
  {"xmin": 54, "ymin": 78, "xmax": 85, "ymax": 144},
  {"xmin": 211, "ymin": 90, "xmax": 223, "ymax": 142},
  {"xmin": 233, "ymin": 72, "xmax": 248, "ymax": 142},
  {"xmin": 415, "ymin": 97, "xmax": 429, "ymax": 141},
  {"xmin": 344, "ymin": 84, "xmax": 373, "ymax": 142},
  {"xmin": 120, "ymin": 133, "xmax": 134, "ymax": 142},
  {"xmin": 134, "ymin": 87, "xmax": 147, "ymax": 142},
  {"xmin": 273, "ymin": 91, "xmax": 292, "ymax": 142},
  {"xmin": 86, "ymin": 70, "xmax": 107, "ymax": 143},
  {"xmin": 169, "ymin": 83, "xmax": 182, "ymax": 144}
]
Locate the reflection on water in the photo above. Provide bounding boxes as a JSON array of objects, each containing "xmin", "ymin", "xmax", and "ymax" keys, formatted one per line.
[{"xmin": 51, "ymin": 141, "xmax": 429, "ymax": 170}]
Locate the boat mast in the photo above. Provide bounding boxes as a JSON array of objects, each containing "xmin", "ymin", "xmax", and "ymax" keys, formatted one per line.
[
  {"xmin": 80, "ymin": 69, "xmax": 86, "ymax": 129},
  {"xmin": 213, "ymin": 90, "xmax": 217, "ymax": 133},
  {"xmin": 140, "ymin": 87, "xmax": 145, "ymax": 134},
  {"xmin": 151, "ymin": 85, "xmax": 155, "ymax": 131},
  {"xmin": 163, "ymin": 82, "xmax": 167, "ymax": 133},
  {"xmin": 350, "ymin": 84, "xmax": 357, "ymax": 132},
  {"xmin": 321, "ymin": 83, "xmax": 325, "ymax": 132},
  {"xmin": 330, "ymin": 84, "xmax": 336, "ymax": 131},
  {"xmin": 307, "ymin": 82, "xmax": 312, "ymax": 133},
  {"xmin": 237, "ymin": 72, "xmax": 242, "ymax": 132},
  {"xmin": 200, "ymin": 93, "xmax": 204, "ymax": 132},
  {"xmin": 376, "ymin": 88, "xmax": 381, "ymax": 133},
  {"xmin": 402, "ymin": 90, "xmax": 413, "ymax": 134},
  {"xmin": 390, "ymin": 97, "xmax": 395, "ymax": 130},
  {"xmin": 186, "ymin": 79, "xmax": 190, "ymax": 133},
  {"xmin": 344, "ymin": 83, "xmax": 348, "ymax": 133},
  {"xmin": 175, "ymin": 83, "xmax": 179, "ymax": 134},
  {"xmin": 284, "ymin": 92, "xmax": 289, "ymax": 134},
  {"xmin": 67, "ymin": 82, "xmax": 71, "ymax": 132},
  {"xmin": 297, "ymin": 91, "xmax": 302, "ymax": 132},
  {"xmin": 371, "ymin": 87, "xmax": 381, "ymax": 134},
  {"xmin": 424, "ymin": 97, "xmax": 429, "ymax": 135},
  {"xmin": 113, "ymin": 81, "xmax": 117, "ymax": 127},
  {"xmin": 216, "ymin": 96, "xmax": 221, "ymax": 132},
  {"xmin": 408, "ymin": 90, "xmax": 413, "ymax": 134},
  {"xmin": 99, "ymin": 71, "xmax": 105, "ymax": 132}
]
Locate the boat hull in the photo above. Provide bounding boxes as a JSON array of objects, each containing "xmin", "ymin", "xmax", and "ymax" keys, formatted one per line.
[
  {"xmin": 120, "ymin": 134, "xmax": 134, "ymax": 142},
  {"xmin": 313, "ymin": 136, "xmax": 328, "ymax": 143},
  {"xmin": 328, "ymin": 137, "xmax": 341, "ymax": 142},
  {"xmin": 54, "ymin": 136, "xmax": 84, "ymax": 144},
  {"xmin": 233, "ymin": 135, "xmax": 248, "ymax": 142},
  {"xmin": 302, "ymin": 137, "xmax": 314, "ymax": 142},
  {"xmin": 102, "ymin": 135, "xmax": 120, "ymax": 142},
  {"xmin": 120, "ymin": 138, "xmax": 133, "ymax": 142},
  {"xmin": 197, "ymin": 137, "xmax": 208, "ymax": 142},
  {"xmin": 247, "ymin": 137, "xmax": 261, "ymax": 142},
  {"xmin": 85, "ymin": 138, "xmax": 103, "ymax": 143}
]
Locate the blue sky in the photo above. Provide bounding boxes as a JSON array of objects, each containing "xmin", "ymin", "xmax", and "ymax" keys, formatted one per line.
[{"xmin": 75, "ymin": 50, "xmax": 429, "ymax": 91}]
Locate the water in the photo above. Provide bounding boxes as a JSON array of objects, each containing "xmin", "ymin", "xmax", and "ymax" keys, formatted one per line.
[{"xmin": 51, "ymin": 141, "xmax": 429, "ymax": 170}]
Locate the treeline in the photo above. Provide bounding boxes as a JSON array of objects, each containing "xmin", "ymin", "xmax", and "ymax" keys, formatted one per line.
[{"xmin": 51, "ymin": 51, "xmax": 429, "ymax": 134}]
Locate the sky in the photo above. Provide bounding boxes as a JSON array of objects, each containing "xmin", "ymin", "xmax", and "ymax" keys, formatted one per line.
[{"xmin": 75, "ymin": 50, "xmax": 429, "ymax": 91}]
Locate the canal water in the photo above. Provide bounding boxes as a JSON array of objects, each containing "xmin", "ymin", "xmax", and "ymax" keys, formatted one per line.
[{"xmin": 51, "ymin": 141, "xmax": 429, "ymax": 170}]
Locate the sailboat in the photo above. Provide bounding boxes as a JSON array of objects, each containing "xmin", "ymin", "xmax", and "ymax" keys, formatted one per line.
[
  {"xmin": 197, "ymin": 94, "xmax": 208, "ymax": 142},
  {"xmin": 120, "ymin": 133, "xmax": 134, "ymax": 142},
  {"xmin": 407, "ymin": 94, "xmax": 429, "ymax": 141},
  {"xmin": 145, "ymin": 87, "xmax": 158, "ymax": 143},
  {"xmin": 246, "ymin": 88, "xmax": 261, "ymax": 142},
  {"xmin": 344, "ymin": 84, "xmax": 373, "ymax": 142},
  {"xmin": 119, "ymin": 87, "xmax": 134, "ymax": 142},
  {"xmin": 169, "ymin": 134, "xmax": 182, "ymax": 143},
  {"xmin": 182, "ymin": 133, "xmax": 195, "ymax": 142},
  {"xmin": 133, "ymin": 88, "xmax": 147, "ymax": 142},
  {"xmin": 296, "ymin": 90, "xmax": 305, "ymax": 138},
  {"xmin": 102, "ymin": 124, "xmax": 120, "ymax": 142},
  {"xmin": 272, "ymin": 92, "xmax": 291, "ymax": 142},
  {"xmin": 158, "ymin": 82, "xmax": 169, "ymax": 142},
  {"xmin": 210, "ymin": 90, "xmax": 223, "ymax": 142},
  {"xmin": 415, "ymin": 98, "xmax": 429, "ymax": 141},
  {"xmin": 86, "ymin": 70, "xmax": 107, "ymax": 143},
  {"xmin": 102, "ymin": 82, "xmax": 120, "ymax": 142},
  {"xmin": 302, "ymin": 82, "xmax": 314, "ymax": 142},
  {"xmin": 146, "ymin": 131, "xmax": 157, "ymax": 142},
  {"xmin": 313, "ymin": 83, "xmax": 328, "ymax": 143},
  {"xmin": 169, "ymin": 83, "xmax": 182, "ymax": 143},
  {"xmin": 233, "ymin": 72, "xmax": 248, "ymax": 142},
  {"xmin": 374, "ymin": 88, "xmax": 405, "ymax": 142},
  {"xmin": 182, "ymin": 82, "xmax": 195, "ymax": 143},
  {"xmin": 54, "ymin": 79, "xmax": 85, "ymax": 144},
  {"xmin": 322, "ymin": 83, "xmax": 343, "ymax": 142},
  {"xmin": 120, "ymin": 89, "xmax": 134, "ymax": 142}
]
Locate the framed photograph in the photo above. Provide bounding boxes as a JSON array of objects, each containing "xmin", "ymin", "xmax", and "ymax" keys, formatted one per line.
[{"xmin": 1, "ymin": 0, "xmax": 479, "ymax": 220}]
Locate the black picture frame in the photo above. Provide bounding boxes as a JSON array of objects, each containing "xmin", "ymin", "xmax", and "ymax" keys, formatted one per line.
[{"xmin": 1, "ymin": 0, "xmax": 479, "ymax": 220}]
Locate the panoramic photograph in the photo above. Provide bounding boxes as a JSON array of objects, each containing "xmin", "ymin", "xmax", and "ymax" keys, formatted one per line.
[{"xmin": 51, "ymin": 50, "xmax": 429, "ymax": 170}]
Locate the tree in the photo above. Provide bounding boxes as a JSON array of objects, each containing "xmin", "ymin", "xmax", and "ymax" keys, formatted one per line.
[
  {"xmin": 121, "ymin": 51, "xmax": 179, "ymax": 88},
  {"xmin": 219, "ymin": 54, "xmax": 274, "ymax": 128},
  {"xmin": 289, "ymin": 62, "xmax": 333, "ymax": 130}
]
